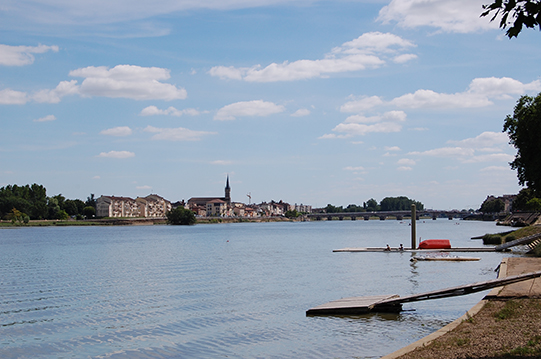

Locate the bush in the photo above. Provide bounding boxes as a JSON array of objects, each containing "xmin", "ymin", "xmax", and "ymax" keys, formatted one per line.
[
  {"xmin": 166, "ymin": 207, "xmax": 196, "ymax": 225},
  {"xmin": 483, "ymin": 234, "xmax": 503, "ymax": 245}
]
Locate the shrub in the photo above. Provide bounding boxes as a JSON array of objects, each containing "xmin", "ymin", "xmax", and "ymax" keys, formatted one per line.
[{"xmin": 483, "ymin": 234, "xmax": 503, "ymax": 245}]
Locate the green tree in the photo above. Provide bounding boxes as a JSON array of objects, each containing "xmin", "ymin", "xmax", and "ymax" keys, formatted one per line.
[
  {"xmin": 526, "ymin": 198, "xmax": 541, "ymax": 211},
  {"xmin": 285, "ymin": 209, "xmax": 301, "ymax": 218},
  {"xmin": 513, "ymin": 188, "xmax": 535, "ymax": 210},
  {"xmin": 166, "ymin": 207, "xmax": 196, "ymax": 225},
  {"xmin": 364, "ymin": 198, "xmax": 379, "ymax": 211},
  {"xmin": 85, "ymin": 194, "xmax": 97, "ymax": 209},
  {"xmin": 481, "ymin": 0, "xmax": 541, "ymax": 38},
  {"xmin": 480, "ymin": 198, "xmax": 505, "ymax": 213},
  {"xmin": 324, "ymin": 204, "xmax": 343, "ymax": 213},
  {"xmin": 379, "ymin": 196, "xmax": 424, "ymax": 211},
  {"xmin": 83, "ymin": 206, "xmax": 96, "ymax": 219},
  {"xmin": 503, "ymin": 93, "xmax": 541, "ymax": 196}
]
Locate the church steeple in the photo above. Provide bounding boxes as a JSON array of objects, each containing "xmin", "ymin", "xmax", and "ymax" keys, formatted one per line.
[{"xmin": 225, "ymin": 175, "xmax": 231, "ymax": 203}]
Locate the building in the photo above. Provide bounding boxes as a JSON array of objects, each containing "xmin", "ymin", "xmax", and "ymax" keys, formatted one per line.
[
  {"xmin": 187, "ymin": 176, "xmax": 232, "ymax": 216},
  {"xmin": 96, "ymin": 194, "xmax": 171, "ymax": 218}
]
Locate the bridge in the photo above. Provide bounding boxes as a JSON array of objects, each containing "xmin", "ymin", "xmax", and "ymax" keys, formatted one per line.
[{"xmin": 307, "ymin": 210, "xmax": 471, "ymax": 221}]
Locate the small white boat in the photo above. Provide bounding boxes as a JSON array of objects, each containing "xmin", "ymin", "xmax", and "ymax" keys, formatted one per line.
[{"xmin": 411, "ymin": 254, "xmax": 480, "ymax": 262}]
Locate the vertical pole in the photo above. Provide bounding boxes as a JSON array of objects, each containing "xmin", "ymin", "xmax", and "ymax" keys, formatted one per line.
[{"xmin": 411, "ymin": 204, "xmax": 416, "ymax": 250}]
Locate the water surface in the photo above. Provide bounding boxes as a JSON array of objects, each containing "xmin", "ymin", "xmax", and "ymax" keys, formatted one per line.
[{"xmin": 0, "ymin": 219, "xmax": 513, "ymax": 358}]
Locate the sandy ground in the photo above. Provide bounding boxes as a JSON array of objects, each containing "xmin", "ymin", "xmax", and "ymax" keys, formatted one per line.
[{"xmin": 395, "ymin": 298, "xmax": 541, "ymax": 358}]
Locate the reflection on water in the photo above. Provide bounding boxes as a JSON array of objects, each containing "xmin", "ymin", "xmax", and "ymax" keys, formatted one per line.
[{"xmin": 0, "ymin": 220, "xmax": 510, "ymax": 358}]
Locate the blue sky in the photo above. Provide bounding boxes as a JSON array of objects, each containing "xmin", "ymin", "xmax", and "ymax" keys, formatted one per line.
[{"xmin": 1, "ymin": 0, "xmax": 540, "ymax": 210}]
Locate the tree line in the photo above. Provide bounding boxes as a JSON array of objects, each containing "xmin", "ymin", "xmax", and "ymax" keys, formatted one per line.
[
  {"xmin": 322, "ymin": 196, "xmax": 424, "ymax": 213},
  {"xmin": 0, "ymin": 184, "xmax": 97, "ymax": 223}
]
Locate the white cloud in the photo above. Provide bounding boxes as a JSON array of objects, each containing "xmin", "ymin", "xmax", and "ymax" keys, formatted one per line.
[
  {"xmin": 397, "ymin": 158, "xmax": 416, "ymax": 165},
  {"xmin": 0, "ymin": 89, "xmax": 28, "ymax": 104},
  {"xmin": 211, "ymin": 160, "xmax": 233, "ymax": 165},
  {"xmin": 344, "ymin": 166, "xmax": 365, "ymax": 171},
  {"xmin": 144, "ymin": 125, "xmax": 216, "ymax": 141},
  {"xmin": 385, "ymin": 146, "xmax": 401, "ymax": 151},
  {"xmin": 93, "ymin": 175, "xmax": 101, "ymax": 179},
  {"xmin": 209, "ymin": 32, "xmax": 416, "ymax": 82},
  {"xmin": 393, "ymin": 54, "xmax": 418, "ymax": 63},
  {"xmin": 352, "ymin": 77, "xmax": 541, "ymax": 111},
  {"xmin": 447, "ymin": 131, "xmax": 509, "ymax": 148},
  {"xmin": 33, "ymin": 80, "xmax": 79, "ymax": 103},
  {"xmin": 69, "ymin": 64, "xmax": 187, "ymax": 100},
  {"xmin": 291, "ymin": 108, "xmax": 310, "ymax": 117},
  {"xmin": 324, "ymin": 110, "xmax": 407, "ymax": 137},
  {"xmin": 409, "ymin": 147, "xmax": 475, "ymax": 157},
  {"xmin": 377, "ymin": 0, "xmax": 498, "ymax": 33},
  {"xmin": 408, "ymin": 131, "xmax": 515, "ymax": 164},
  {"xmin": 341, "ymin": 96, "xmax": 384, "ymax": 113},
  {"xmin": 397, "ymin": 166, "xmax": 413, "ymax": 171},
  {"xmin": 97, "ymin": 150, "xmax": 135, "ymax": 159},
  {"xmin": 100, "ymin": 126, "xmax": 133, "ymax": 136},
  {"xmin": 214, "ymin": 100, "xmax": 285, "ymax": 120},
  {"xmin": 140, "ymin": 105, "xmax": 200, "ymax": 116},
  {"xmin": 136, "ymin": 185, "xmax": 152, "ymax": 190},
  {"xmin": 390, "ymin": 89, "xmax": 492, "ymax": 109},
  {"xmin": 467, "ymin": 77, "xmax": 541, "ymax": 99},
  {"xmin": 34, "ymin": 115, "xmax": 56, "ymax": 122},
  {"xmin": 0, "ymin": 44, "xmax": 59, "ymax": 66},
  {"xmin": 3, "ymin": 1, "xmax": 312, "ymax": 26}
]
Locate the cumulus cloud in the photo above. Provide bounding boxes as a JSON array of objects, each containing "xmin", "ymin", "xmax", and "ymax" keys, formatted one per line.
[
  {"xmin": 397, "ymin": 158, "xmax": 416, "ymax": 165},
  {"xmin": 214, "ymin": 100, "xmax": 285, "ymax": 120},
  {"xmin": 0, "ymin": 44, "xmax": 59, "ymax": 66},
  {"xmin": 144, "ymin": 125, "xmax": 216, "ymax": 141},
  {"xmin": 69, "ymin": 64, "xmax": 187, "ymax": 100},
  {"xmin": 397, "ymin": 166, "xmax": 413, "ymax": 171},
  {"xmin": 291, "ymin": 108, "xmax": 310, "ymax": 117},
  {"xmin": 34, "ymin": 115, "xmax": 56, "ymax": 122},
  {"xmin": 323, "ymin": 111, "xmax": 407, "ymax": 138},
  {"xmin": 209, "ymin": 32, "xmax": 416, "ymax": 82},
  {"xmin": 408, "ymin": 131, "xmax": 515, "ymax": 164},
  {"xmin": 0, "ymin": 89, "xmax": 28, "ymax": 104},
  {"xmin": 341, "ymin": 96, "xmax": 385, "ymax": 113},
  {"xmin": 97, "ymin": 150, "xmax": 135, "ymax": 159},
  {"xmin": 342, "ymin": 77, "xmax": 541, "ymax": 112},
  {"xmin": 33, "ymin": 80, "xmax": 79, "ymax": 103},
  {"xmin": 377, "ymin": 0, "xmax": 498, "ymax": 33},
  {"xmin": 100, "ymin": 126, "xmax": 133, "ymax": 136},
  {"xmin": 140, "ymin": 105, "xmax": 200, "ymax": 116}
]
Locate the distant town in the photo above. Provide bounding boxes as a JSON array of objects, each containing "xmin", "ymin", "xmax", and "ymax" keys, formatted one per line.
[{"xmin": 96, "ymin": 176, "xmax": 312, "ymax": 219}]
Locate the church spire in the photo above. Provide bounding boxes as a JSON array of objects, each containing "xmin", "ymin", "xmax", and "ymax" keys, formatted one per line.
[{"xmin": 225, "ymin": 174, "xmax": 231, "ymax": 203}]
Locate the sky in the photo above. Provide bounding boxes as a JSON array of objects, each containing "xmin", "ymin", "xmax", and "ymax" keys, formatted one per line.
[{"xmin": 1, "ymin": 0, "xmax": 540, "ymax": 210}]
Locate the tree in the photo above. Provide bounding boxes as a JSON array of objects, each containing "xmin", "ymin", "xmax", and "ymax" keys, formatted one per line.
[
  {"xmin": 503, "ymin": 93, "xmax": 541, "ymax": 196},
  {"xmin": 480, "ymin": 198, "xmax": 505, "ymax": 213},
  {"xmin": 85, "ymin": 194, "xmax": 97, "ymax": 209},
  {"xmin": 481, "ymin": 0, "xmax": 541, "ymax": 38},
  {"xmin": 285, "ymin": 209, "xmax": 301, "ymax": 218},
  {"xmin": 83, "ymin": 206, "xmax": 96, "ymax": 219},
  {"xmin": 363, "ymin": 198, "xmax": 379, "ymax": 211},
  {"xmin": 166, "ymin": 207, "xmax": 196, "ymax": 225}
]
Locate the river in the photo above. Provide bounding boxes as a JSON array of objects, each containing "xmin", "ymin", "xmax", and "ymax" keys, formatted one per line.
[{"xmin": 0, "ymin": 219, "xmax": 515, "ymax": 358}]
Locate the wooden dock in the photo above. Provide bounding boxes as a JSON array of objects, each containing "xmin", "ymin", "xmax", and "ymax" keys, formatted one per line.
[
  {"xmin": 333, "ymin": 247, "xmax": 497, "ymax": 253},
  {"xmin": 306, "ymin": 270, "xmax": 541, "ymax": 316}
]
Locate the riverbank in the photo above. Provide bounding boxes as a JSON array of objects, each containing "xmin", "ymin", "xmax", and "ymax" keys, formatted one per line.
[
  {"xmin": 383, "ymin": 257, "xmax": 541, "ymax": 359},
  {"xmin": 0, "ymin": 216, "xmax": 301, "ymax": 227}
]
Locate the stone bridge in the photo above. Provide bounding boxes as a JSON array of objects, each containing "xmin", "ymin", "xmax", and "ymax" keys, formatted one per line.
[{"xmin": 307, "ymin": 210, "xmax": 469, "ymax": 221}]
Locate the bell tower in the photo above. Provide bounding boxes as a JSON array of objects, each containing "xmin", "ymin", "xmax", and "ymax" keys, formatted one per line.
[{"xmin": 225, "ymin": 175, "xmax": 231, "ymax": 203}]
